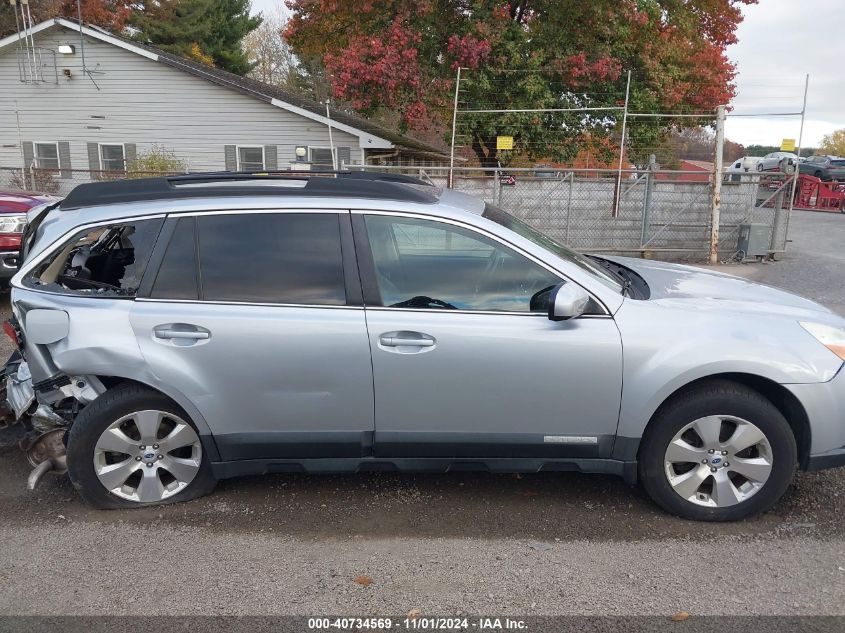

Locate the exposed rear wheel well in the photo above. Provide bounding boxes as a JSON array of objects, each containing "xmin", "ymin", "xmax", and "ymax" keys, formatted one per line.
[{"xmin": 641, "ymin": 374, "xmax": 811, "ymax": 469}]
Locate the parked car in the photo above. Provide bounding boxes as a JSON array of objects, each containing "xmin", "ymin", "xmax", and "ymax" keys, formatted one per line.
[
  {"xmin": 0, "ymin": 191, "xmax": 55, "ymax": 286},
  {"xmin": 725, "ymin": 156, "xmax": 763, "ymax": 182},
  {"xmin": 3, "ymin": 172, "xmax": 845, "ymax": 521},
  {"xmin": 757, "ymin": 152, "xmax": 798, "ymax": 172},
  {"xmin": 799, "ymin": 155, "xmax": 845, "ymax": 181}
]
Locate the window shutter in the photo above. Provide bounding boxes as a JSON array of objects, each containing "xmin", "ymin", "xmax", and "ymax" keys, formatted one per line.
[
  {"xmin": 22, "ymin": 141, "xmax": 34, "ymax": 168},
  {"xmin": 224, "ymin": 145, "xmax": 237, "ymax": 172},
  {"xmin": 58, "ymin": 142, "xmax": 72, "ymax": 178},
  {"xmin": 264, "ymin": 145, "xmax": 278, "ymax": 170},
  {"xmin": 87, "ymin": 142, "xmax": 101, "ymax": 180},
  {"xmin": 124, "ymin": 143, "xmax": 137, "ymax": 171},
  {"xmin": 337, "ymin": 146, "xmax": 351, "ymax": 167}
]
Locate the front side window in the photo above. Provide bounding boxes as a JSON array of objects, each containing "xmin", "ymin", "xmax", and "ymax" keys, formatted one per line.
[
  {"xmin": 100, "ymin": 144, "xmax": 126, "ymax": 172},
  {"xmin": 237, "ymin": 146, "xmax": 264, "ymax": 171},
  {"xmin": 196, "ymin": 212, "xmax": 345, "ymax": 305},
  {"xmin": 24, "ymin": 218, "xmax": 163, "ymax": 296},
  {"xmin": 34, "ymin": 143, "xmax": 59, "ymax": 170},
  {"xmin": 482, "ymin": 204, "xmax": 622, "ymax": 292},
  {"xmin": 365, "ymin": 215, "xmax": 561, "ymax": 312}
]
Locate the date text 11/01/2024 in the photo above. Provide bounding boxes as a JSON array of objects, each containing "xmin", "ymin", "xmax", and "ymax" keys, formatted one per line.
[{"xmin": 307, "ymin": 617, "xmax": 528, "ymax": 630}]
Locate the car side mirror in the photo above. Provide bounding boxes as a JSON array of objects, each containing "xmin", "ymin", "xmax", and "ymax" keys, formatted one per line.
[{"xmin": 548, "ymin": 282, "xmax": 590, "ymax": 321}]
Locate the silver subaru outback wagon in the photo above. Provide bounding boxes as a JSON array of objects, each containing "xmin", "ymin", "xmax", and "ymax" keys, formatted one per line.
[{"xmin": 3, "ymin": 171, "xmax": 845, "ymax": 521}]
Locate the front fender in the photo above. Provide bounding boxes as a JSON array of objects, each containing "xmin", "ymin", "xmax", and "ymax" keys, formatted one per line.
[{"xmin": 613, "ymin": 300, "xmax": 842, "ymax": 444}]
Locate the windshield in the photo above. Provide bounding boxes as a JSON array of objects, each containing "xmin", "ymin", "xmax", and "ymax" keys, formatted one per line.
[{"xmin": 482, "ymin": 204, "xmax": 622, "ymax": 292}]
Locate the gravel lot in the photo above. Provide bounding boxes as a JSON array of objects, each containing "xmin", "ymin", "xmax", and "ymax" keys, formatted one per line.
[{"xmin": 1, "ymin": 209, "xmax": 844, "ymax": 617}]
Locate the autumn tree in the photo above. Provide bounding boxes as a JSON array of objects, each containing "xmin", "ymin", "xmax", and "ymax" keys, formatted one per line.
[
  {"xmin": 819, "ymin": 129, "xmax": 845, "ymax": 157},
  {"xmin": 131, "ymin": 0, "xmax": 261, "ymax": 75},
  {"xmin": 1, "ymin": 0, "xmax": 131, "ymax": 38},
  {"xmin": 285, "ymin": 0, "xmax": 756, "ymax": 167}
]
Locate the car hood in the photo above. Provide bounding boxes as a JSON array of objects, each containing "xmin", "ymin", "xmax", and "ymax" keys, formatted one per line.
[{"xmin": 601, "ymin": 255, "xmax": 841, "ymax": 322}]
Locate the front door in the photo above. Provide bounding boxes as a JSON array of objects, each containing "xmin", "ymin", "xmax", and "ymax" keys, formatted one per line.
[
  {"xmin": 358, "ymin": 213, "xmax": 623, "ymax": 459},
  {"xmin": 130, "ymin": 210, "xmax": 374, "ymax": 461}
]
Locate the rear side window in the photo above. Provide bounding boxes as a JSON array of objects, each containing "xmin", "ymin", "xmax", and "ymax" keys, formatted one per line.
[
  {"xmin": 24, "ymin": 218, "xmax": 163, "ymax": 297},
  {"xmin": 194, "ymin": 212, "xmax": 346, "ymax": 305}
]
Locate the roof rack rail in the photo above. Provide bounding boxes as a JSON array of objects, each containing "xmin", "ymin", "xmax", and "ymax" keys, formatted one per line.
[{"xmin": 60, "ymin": 170, "xmax": 438, "ymax": 210}]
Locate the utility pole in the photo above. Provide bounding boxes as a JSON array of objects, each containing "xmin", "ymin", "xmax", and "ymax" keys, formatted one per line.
[
  {"xmin": 783, "ymin": 74, "xmax": 809, "ymax": 245},
  {"xmin": 709, "ymin": 105, "xmax": 726, "ymax": 265},
  {"xmin": 613, "ymin": 70, "xmax": 632, "ymax": 218},
  {"xmin": 325, "ymin": 100, "xmax": 337, "ymax": 170},
  {"xmin": 448, "ymin": 67, "xmax": 462, "ymax": 189}
]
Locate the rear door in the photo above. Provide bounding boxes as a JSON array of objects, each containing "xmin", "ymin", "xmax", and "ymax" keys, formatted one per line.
[{"xmin": 130, "ymin": 210, "xmax": 374, "ymax": 462}]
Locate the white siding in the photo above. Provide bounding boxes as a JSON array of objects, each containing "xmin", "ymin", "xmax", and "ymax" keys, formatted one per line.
[{"xmin": 0, "ymin": 25, "xmax": 365, "ymax": 176}]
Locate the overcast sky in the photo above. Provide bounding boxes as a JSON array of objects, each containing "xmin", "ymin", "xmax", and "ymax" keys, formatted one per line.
[{"xmin": 251, "ymin": 0, "xmax": 844, "ymax": 148}]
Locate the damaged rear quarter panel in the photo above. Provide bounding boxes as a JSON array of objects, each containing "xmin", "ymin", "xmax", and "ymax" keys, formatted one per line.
[
  {"xmin": 11, "ymin": 288, "xmax": 215, "ymax": 438},
  {"xmin": 14, "ymin": 288, "xmax": 145, "ymax": 376}
]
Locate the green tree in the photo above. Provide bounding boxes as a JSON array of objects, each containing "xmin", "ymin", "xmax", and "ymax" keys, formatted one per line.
[
  {"xmin": 285, "ymin": 0, "xmax": 755, "ymax": 167},
  {"xmin": 131, "ymin": 0, "xmax": 261, "ymax": 75},
  {"xmin": 819, "ymin": 129, "xmax": 845, "ymax": 157}
]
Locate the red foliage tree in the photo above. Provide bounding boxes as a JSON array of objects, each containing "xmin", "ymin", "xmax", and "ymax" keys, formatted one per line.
[{"xmin": 285, "ymin": 0, "xmax": 757, "ymax": 165}]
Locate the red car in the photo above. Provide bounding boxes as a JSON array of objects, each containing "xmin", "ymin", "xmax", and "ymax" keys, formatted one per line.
[{"xmin": 0, "ymin": 192, "xmax": 57, "ymax": 285}]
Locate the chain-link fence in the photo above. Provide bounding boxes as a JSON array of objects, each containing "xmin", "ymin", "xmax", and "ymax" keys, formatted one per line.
[
  {"xmin": 1, "ymin": 164, "xmax": 794, "ymax": 262},
  {"xmin": 355, "ymin": 165, "xmax": 793, "ymax": 262}
]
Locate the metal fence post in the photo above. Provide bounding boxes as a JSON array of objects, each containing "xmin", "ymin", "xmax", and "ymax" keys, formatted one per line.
[
  {"xmin": 709, "ymin": 105, "xmax": 726, "ymax": 264},
  {"xmin": 493, "ymin": 167, "xmax": 501, "ymax": 206},
  {"xmin": 640, "ymin": 160, "xmax": 655, "ymax": 248},
  {"xmin": 564, "ymin": 172, "xmax": 574, "ymax": 244},
  {"xmin": 28, "ymin": 164, "xmax": 36, "ymax": 191}
]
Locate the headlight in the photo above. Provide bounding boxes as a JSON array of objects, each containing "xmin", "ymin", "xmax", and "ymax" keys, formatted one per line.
[
  {"xmin": 800, "ymin": 322, "xmax": 845, "ymax": 361},
  {"xmin": 0, "ymin": 214, "xmax": 27, "ymax": 234}
]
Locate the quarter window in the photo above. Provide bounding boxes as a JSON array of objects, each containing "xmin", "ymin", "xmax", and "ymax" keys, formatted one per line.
[
  {"xmin": 237, "ymin": 146, "xmax": 265, "ymax": 171},
  {"xmin": 24, "ymin": 218, "xmax": 164, "ymax": 296},
  {"xmin": 34, "ymin": 143, "xmax": 60, "ymax": 170},
  {"xmin": 196, "ymin": 212, "xmax": 345, "ymax": 305},
  {"xmin": 364, "ymin": 215, "xmax": 561, "ymax": 312},
  {"xmin": 150, "ymin": 217, "xmax": 199, "ymax": 300},
  {"xmin": 100, "ymin": 144, "xmax": 126, "ymax": 172}
]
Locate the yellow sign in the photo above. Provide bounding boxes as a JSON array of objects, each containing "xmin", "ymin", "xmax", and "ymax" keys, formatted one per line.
[
  {"xmin": 496, "ymin": 135, "xmax": 514, "ymax": 151},
  {"xmin": 780, "ymin": 138, "xmax": 796, "ymax": 152}
]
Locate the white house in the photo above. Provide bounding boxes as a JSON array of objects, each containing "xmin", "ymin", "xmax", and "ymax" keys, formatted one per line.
[{"xmin": 0, "ymin": 18, "xmax": 446, "ymax": 190}]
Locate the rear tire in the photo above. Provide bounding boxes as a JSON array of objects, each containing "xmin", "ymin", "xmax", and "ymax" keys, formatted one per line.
[
  {"xmin": 67, "ymin": 383, "xmax": 216, "ymax": 509},
  {"xmin": 639, "ymin": 380, "xmax": 796, "ymax": 521}
]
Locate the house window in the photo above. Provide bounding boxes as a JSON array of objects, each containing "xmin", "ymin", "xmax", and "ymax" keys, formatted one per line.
[
  {"xmin": 34, "ymin": 143, "xmax": 60, "ymax": 170},
  {"xmin": 309, "ymin": 147, "xmax": 335, "ymax": 169},
  {"xmin": 237, "ymin": 146, "xmax": 265, "ymax": 171},
  {"xmin": 100, "ymin": 144, "xmax": 126, "ymax": 172}
]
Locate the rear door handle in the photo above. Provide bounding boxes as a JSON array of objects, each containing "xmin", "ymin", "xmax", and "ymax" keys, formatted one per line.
[{"xmin": 379, "ymin": 336, "xmax": 434, "ymax": 347}]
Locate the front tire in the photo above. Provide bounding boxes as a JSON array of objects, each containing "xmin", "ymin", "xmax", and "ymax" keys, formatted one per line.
[
  {"xmin": 67, "ymin": 383, "xmax": 216, "ymax": 509},
  {"xmin": 639, "ymin": 380, "xmax": 796, "ymax": 521}
]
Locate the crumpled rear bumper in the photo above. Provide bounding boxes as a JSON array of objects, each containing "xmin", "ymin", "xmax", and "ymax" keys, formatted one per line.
[{"xmin": 3, "ymin": 351, "xmax": 34, "ymax": 420}]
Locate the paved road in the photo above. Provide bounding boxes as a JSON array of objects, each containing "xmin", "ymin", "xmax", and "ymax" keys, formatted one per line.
[{"xmin": 0, "ymin": 209, "xmax": 844, "ymax": 617}]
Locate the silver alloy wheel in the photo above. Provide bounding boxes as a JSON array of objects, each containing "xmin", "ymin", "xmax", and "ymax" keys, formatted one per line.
[
  {"xmin": 93, "ymin": 410, "xmax": 202, "ymax": 503},
  {"xmin": 664, "ymin": 415, "xmax": 773, "ymax": 508}
]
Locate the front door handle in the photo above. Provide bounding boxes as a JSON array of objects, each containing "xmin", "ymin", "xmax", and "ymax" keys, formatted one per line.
[
  {"xmin": 379, "ymin": 336, "xmax": 434, "ymax": 347},
  {"xmin": 155, "ymin": 329, "xmax": 209, "ymax": 340}
]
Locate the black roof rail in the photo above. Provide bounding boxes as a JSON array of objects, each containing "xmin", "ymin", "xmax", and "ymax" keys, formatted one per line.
[{"xmin": 60, "ymin": 171, "xmax": 438, "ymax": 210}]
